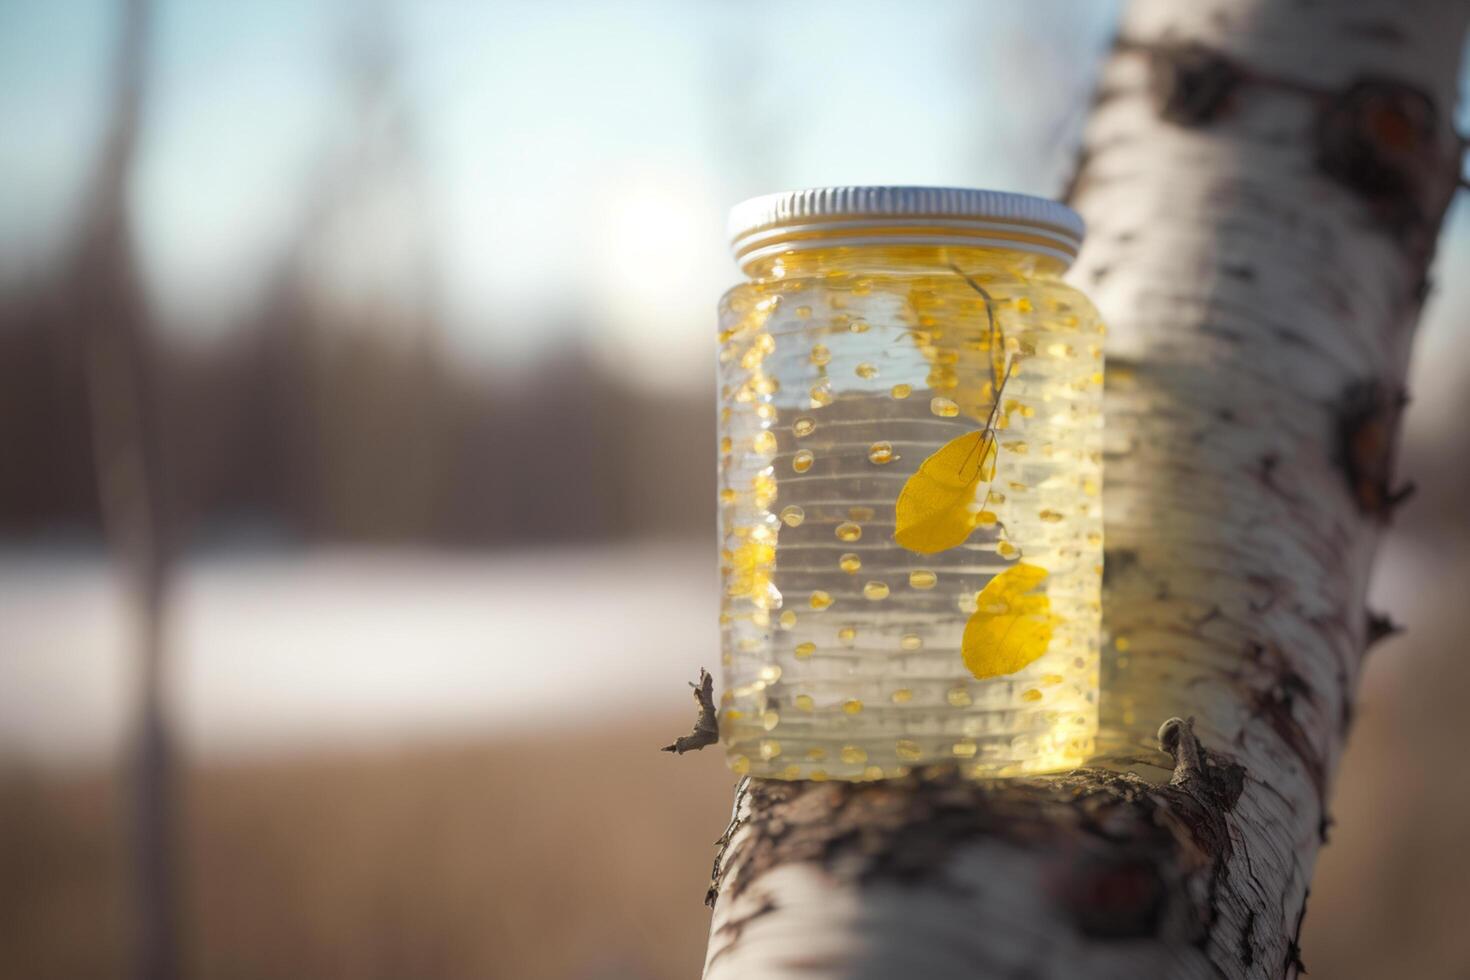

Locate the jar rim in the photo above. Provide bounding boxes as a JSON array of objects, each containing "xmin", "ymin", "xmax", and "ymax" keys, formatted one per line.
[{"xmin": 728, "ymin": 186, "xmax": 1084, "ymax": 271}]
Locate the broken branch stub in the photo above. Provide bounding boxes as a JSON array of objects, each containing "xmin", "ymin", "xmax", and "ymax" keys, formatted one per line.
[{"xmin": 663, "ymin": 668, "xmax": 720, "ymax": 755}]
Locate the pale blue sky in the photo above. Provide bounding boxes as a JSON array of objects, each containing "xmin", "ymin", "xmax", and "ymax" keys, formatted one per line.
[
  {"xmin": 0, "ymin": 0, "xmax": 1464, "ymax": 392},
  {"xmin": 0, "ymin": 1, "xmax": 1122, "ymax": 378}
]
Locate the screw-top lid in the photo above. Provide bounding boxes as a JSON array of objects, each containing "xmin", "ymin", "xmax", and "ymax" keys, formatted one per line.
[{"xmin": 728, "ymin": 186, "xmax": 1084, "ymax": 270}]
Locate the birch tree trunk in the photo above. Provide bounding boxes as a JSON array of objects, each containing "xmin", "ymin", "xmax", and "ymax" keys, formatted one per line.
[{"xmin": 701, "ymin": 2, "xmax": 1468, "ymax": 977}]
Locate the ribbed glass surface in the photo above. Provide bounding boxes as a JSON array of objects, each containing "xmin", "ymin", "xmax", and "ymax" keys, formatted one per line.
[{"xmin": 716, "ymin": 247, "xmax": 1103, "ymax": 780}]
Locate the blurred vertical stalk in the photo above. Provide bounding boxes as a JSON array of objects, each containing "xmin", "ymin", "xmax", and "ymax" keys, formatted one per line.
[{"xmin": 74, "ymin": 1, "xmax": 181, "ymax": 978}]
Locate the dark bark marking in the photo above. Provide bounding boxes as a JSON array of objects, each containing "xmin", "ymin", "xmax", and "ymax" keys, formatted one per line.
[
  {"xmin": 1412, "ymin": 273, "xmax": 1433, "ymax": 305},
  {"xmin": 1257, "ymin": 453, "xmax": 1303, "ymax": 505},
  {"xmin": 1240, "ymin": 642, "xmax": 1327, "ymax": 806},
  {"xmin": 663, "ymin": 668, "xmax": 719, "ymax": 754},
  {"xmin": 1091, "ymin": 84, "xmax": 1129, "ymax": 110},
  {"xmin": 1239, "ymin": 909, "xmax": 1256, "ymax": 966},
  {"xmin": 1148, "ymin": 43, "xmax": 1241, "ymax": 126},
  {"xmin": 711, "ymin": 892, "xmax": 777, "ymax": 942},
  {"xmin": 1285, "ymin": 889, "xmax": 1310, "ymax": 976},
  {"xmin": 1200, "ymin": 320, "xmax": 1247, "ymax": 343},
  {"xmin": 1315, "ymin": 78, "xmax": 1441, "ymax": 246},
  {"xmin": 1102, "ymin": 548, "xmax": 1140, "ymax": 591},
  {"xmin": 1340, "ymin": 19, "xmax": 1409, "ymax": 45},
  {"xmin": 1365, "ymin": 608, "xmax": 1403, "ymax": 648},
  {"xmin": 1271, "ymin": 324, "xmax": 1315, "ymax": 351},
  {"xmin": 1256, "ymin": 695, "xmax": 1326, "ymax": 806},
  {"xmin": 1246, "ymin": 574, "xmax": 1280, "ymax": 614},
  {"xmin": 1190, "ymin": 605, "xmax": 1223, "ymax": 631},
  {"xmin": 1334, "ymin": 380, "xmax": 1412, "ymax": 521}
]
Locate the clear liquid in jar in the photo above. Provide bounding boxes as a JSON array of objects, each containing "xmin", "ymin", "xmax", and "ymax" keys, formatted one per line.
[{"xmin": 718, "ymin": 266, "xmax": 1102, "ymax": 780}]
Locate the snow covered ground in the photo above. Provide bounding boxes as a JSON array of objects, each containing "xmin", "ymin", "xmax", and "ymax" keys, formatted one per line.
[
  {"xmin": 0, "ymin": 542, "xmax": 716, "ymax": 763},
  {"xmin": 0, "ymin": 529, "xmax": 1448, "ymax": 767}
]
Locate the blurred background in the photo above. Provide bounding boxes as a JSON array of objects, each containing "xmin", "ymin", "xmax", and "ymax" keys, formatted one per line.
[{"xmin": 1, "ymin": 1, "xmax": 1467, "ymax": 977}]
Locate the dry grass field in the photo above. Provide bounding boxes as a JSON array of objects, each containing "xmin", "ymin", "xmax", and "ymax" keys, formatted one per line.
[
  {"xmin": 0, "ymin": 720, "xmax": 732, "ymax": 980},
  {"xmin": 4, "ymin": 631, "xmax": 1470, "ymax": 980}
]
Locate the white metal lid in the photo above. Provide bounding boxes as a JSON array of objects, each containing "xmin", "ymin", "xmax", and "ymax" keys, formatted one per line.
[{"xmin": 728, "ymin": 186, "xmax": 1084, "ymax": 270}]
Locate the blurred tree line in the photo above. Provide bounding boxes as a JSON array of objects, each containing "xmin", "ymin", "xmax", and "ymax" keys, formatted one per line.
[
  {"xmin": 0, "ymin": 8, "xmax": 713, "ymax": 550},
  {"xmin": 0, "ymin": 280, "xmax": 714, "ymax": 546}
]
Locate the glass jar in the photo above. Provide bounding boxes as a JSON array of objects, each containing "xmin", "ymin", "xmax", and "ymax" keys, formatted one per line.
[{"xmin": 716, "ymin": 187, "xmax": 1103, "ymax": 780}]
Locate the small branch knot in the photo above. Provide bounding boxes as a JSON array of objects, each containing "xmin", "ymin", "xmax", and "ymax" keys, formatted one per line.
[
  {"xmin": 1157, "ymin": 716, "xmax": 1202, "ymax": 774},
  {"xmin": 1158, "ymin": 717, "xmax": 1246, "ymax": 811},
  {"xmin": 663, "ymin": 668, "xmax": 720, "ymax": 755},
  {"xmin": 1366, "ymin": 609, "xmax": 1404, "ymax": 648}
]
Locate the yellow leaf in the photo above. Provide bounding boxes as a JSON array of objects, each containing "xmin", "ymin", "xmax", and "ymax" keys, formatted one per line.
[
  {"xmin": 962, "ymin": 562, "xmax": 1054, "ymax": 680},
  {"xmin": 893, "ymin": 430, "xmax": 997, "ymax": 554}
]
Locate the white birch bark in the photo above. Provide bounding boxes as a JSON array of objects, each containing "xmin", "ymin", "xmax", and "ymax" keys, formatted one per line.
[{"xmin": 701, "ymin": 1, "xmax": 1469, "ymax": 977}]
